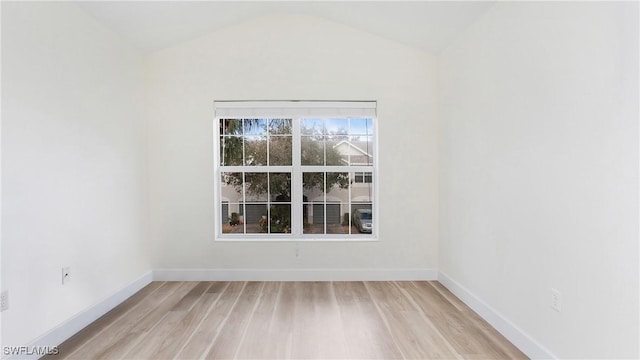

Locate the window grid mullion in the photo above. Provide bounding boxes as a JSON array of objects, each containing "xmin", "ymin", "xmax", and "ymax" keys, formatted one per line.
[
  {"xmin": 242, "ymin": 172, "xmax": 247, "ymax": 234},
  {"xmin": 266, "ymin": 120, "xmax": 270, "ymax": 166},
  {"xmin": 219, "ymin": 166, "xmax": 292, "ymax": 173},
  {"xmin": 323, "ymin": 172, "xmax": 327, "ymax": 235},
  {"xmin": 241, "ymin": 119, "xmax": 247, "ymax": 234},
  {"xmin": 348, "ymin": 172, "xmax": 352, "ymax": 234},
  {"xmin": 291, "ymin": 118, "xmax": 302, "ymax": 236},
  {"xmin": 301, "ymin": 166, "xmax": 373, "ymax": 172},
  {"xmin": 269, "ymin": 172, "xmax": 273, "ymax": 234}
]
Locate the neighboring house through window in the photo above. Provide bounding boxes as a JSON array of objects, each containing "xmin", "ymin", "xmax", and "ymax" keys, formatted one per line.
[
  {"xmin": 354, "ymin": 172, "xmax": 373, "ymax": 183},
  {"xmin": 214, "ymin": 101, "xmax": 377, "ymax": 240}
]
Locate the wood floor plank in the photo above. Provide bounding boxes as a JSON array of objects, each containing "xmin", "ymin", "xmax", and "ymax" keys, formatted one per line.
[
  {"xmin": 175, "ymin": 281, "xmax": 246, "ymax": 360},
  {"xmin": 429, "ymin": 281, "xmax": 469, "ymax": 312},
  {"xmin": 268, "ymin": 281, "xmax": 297, "ymax": 359},
  {"xmin": 234, "ymin": 281, "xmax": 284, "ymax": 359},
  {"xmin": 288, "ymin": 281, "xmax": 335, "ymax": 359},
  {"xmin": 365, "ymin": 281, "xmax": 462, "ymax": 359},
  {"xmin": 290, "ymin": 282, "xmax": 324, "ymax": 359},
  {"xmin": 171, "ymin": 281, "xmax": 212, "ymax": 311},
  {"xmin": 122, "ymin": 282, "xmax": 213, "ymax": 359},
  {"xmin": 334, "ymin": 281, "xmax": 403, "ymax": 359},
  {"xmin": 310, "ymin": 282, "xmax": 349, "ymax": 359},
  {"xmin": 147, "ymin": 282, "xmax": 230, "ymax": 360},
  {"xmin": 204, "ymin": 281, "xmax": 264, "ymax": 359},
  {"xmin": 51, "ymin": 281, "xmax": 529, "ymax": 360}
]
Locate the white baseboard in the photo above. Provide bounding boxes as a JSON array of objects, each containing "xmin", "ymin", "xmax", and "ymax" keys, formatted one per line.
[
  {"xmin": 438, "ymin": 271, "xmax": 556, "ymax": 360},
  {"xmin": 10, "ymin": 271, "xmax": 153, "ymax": 360},
  {"xmin": 153, "ymin": 268, "xmax": 438, "ymax": 281}
]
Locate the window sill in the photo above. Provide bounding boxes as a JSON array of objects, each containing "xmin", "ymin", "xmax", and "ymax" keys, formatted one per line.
[{"xmin": 214, "ymin": 236, "xmax": 379, "ymax": 242}]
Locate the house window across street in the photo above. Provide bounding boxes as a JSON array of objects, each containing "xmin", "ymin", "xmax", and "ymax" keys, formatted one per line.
[
  {"xmin": 354, "ymin": 172, "xmax": 373, "ymax": 183},
  {"xmin": 214, "ymin": 101, "xmax": 377, "ymax": 240}
]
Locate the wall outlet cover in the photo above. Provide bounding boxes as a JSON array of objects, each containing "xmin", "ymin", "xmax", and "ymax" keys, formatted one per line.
[
  {"xmin": 62, "ymin": 267, "xmax": 71, "ymax": 285},
  {"xmin": 551, "ymin": 288, "xmax": 562, "ymax": 312},
  {"xmin": 1, "ymin": 290, "xmax": 8, "ymax": 311}
]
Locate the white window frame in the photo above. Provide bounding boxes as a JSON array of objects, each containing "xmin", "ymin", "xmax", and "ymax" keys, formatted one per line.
[{"xmin": 213, "ymin": 101, "xmax": 378, "ymax": 241}]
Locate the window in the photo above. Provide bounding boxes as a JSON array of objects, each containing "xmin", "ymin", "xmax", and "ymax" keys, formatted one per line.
[
  {"xmin": 354, "ymin": 172, "xmax": 373, "ymax": 183},
  {"xmin": 215, "ymin": 101, "xmax": 376, "ymax": 240}
]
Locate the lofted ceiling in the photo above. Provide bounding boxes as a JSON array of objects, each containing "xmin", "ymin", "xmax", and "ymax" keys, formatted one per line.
[{"xmin": 76, "ymin": 1, "xmax": 495, "ymax": 54}]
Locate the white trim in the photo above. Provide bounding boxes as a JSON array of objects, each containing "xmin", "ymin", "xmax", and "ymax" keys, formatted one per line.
[
  {"xmin": 8, "ymin": 272, "xmax": 153, "ymax": 360},
  {"xmin": 215, "ymin": 100, "xmax": 377, "ymax": 109},
  {"xmin": 214, "ymin": 100, "xmax": 377, "ymax": 118},
  {"xmin": 438, "ymin": 271, "xmax": 556, "ymax": 360},
  {"xmin": 213, "ymin": 236, "xmax": 378, "ymax": 242},
  {"xmin": 153, "ymin": 268, "xmax": 437, "ymax": 282}
]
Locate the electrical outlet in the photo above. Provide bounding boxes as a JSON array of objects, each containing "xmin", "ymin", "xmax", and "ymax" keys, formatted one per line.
[
  {"xmin": 62, "ymin": 267, "xmax": 71, "ymax": 285},
  {"xmin": 551, "ymin": 288, "xmax": 562, "ymax": 312},
  {"xmin": 1, "ymin": 290, "xmax": 8, "ymax": 312}
]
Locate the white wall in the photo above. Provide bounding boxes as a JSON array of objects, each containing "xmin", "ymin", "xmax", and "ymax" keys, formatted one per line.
[
  {"xmin": 146, "ymin": 14, "xmax": 438, "ymax": 272},
  {"xmin": 1, "ymin": 2, "xmax": 150, "ymax": 349},
  {"xmin": 439, "ymin": 2, "xmax": 638, "ymax": 358}
]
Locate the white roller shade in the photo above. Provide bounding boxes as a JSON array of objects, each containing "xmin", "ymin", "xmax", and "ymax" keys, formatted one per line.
[{"xmin": 214, "ymin": 101, "xmax": 377, "ymax": 118}]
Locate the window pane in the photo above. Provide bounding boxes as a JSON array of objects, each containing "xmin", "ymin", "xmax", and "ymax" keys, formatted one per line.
[
  {"xmin": 269, "ymin": 136, "xmax": 292, "ymax": 165},
  {"xmin": 221, "ymin": 173, "xmax": 244, "ymax": 234},
  {"xmin": 223, "ymin": 204, "xmax": 244, "ymax": 234},
  {"xmin": 303, "ymin": 172, "xmax": 324, "ymax": 234},
  {"xmin": 221, "ymin": 172, "xmax": 243, "ymax": 199},
  {"xmin": 326, "ymin": 172, "xmax": 350, "ymax": 195},
  {"xmin": 326, "ymin": 203, "xmax": 349, "ymax": 234},
  {"xmin": 350, "ymin": 118, "xmax": 373, "ymax": 136},
  {"xmin": 303, "ymin": 172, "xmax": 324, "ymax": 200},
  {"xmin": 301, "ymin": 118, "xmax": 323, "ymax": 135},
  {"xmin": 351, "ymin": 204, "xmax": 373, "ymax": 234},
  {"xmin": 244, "ymin": 119, "xmax": 267, "ymax": 136},
  {"xmin": 305, "ymin": 203, "xmax": 325, "ymax": 234},
  {"xmin": 220, "ymin": 136, "xmax": 243, "ymax": 166},
  {"xmin": 301, "ymin": 136, "xmax": 324, "ymax": 166},
  {"xmin": 351, "ymin": 172, "xmax": 373, "ymax": 202},
  {"xmin": 245, "ymin": 136, "xmax": 267, "ymax": 166},
  {"xmin": 245, "ymin": 203, "xmax": 268, "ymax": 233},
  {"xmin": 269, "ymin": 173, "xmax": 291, "ymax": 202},
  {"xmin": 269, "ymin": 119, "xmax": 292, "ymax": 135},
  {"xmin": 349, "ymin": 136, "xmax": 373, "ymax": 165},
  {"xmin": 270, "ymin": 204, "xmax": 291, "ymax": 234},
  {"xmin": 245, "ymin": 173, "xmax": 268, "ymax": 201},
  {"xmin": 325, "ymin": 118, "xmax": 348, "ymax": 135},
  {"xmin": 227, "ymin": 204, "xmax": 243, "ymax": 224},
  {"xmin": 326, "ymin": 135, "xmax": 349, "ymax": 166},
  {"xmin": 326, "ymin": 172, "xmax": 349, "ymax": 234},
  {"xmin": 220, "ymin": 119, "xmax": 243, "ymax": 135}
]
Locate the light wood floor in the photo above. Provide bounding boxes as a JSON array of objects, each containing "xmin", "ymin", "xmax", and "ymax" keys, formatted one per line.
[{"xmin": 46, "ymin": 281, "xmax": 528, "ymax": 360}]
